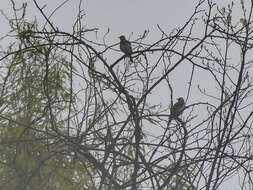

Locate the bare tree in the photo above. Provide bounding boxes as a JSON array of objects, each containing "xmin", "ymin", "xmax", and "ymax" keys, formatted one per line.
[{"xmin": 0, "ymin": 0, "xmax": 253, "ymax": 190}]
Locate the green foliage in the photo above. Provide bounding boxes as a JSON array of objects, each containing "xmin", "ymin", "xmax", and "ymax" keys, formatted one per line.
[{"xmin": 0, "ymin": 3, "xmax": 94, "ymax": 190}]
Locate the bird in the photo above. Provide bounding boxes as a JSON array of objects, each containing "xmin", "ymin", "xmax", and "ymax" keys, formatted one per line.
[
  {"xmin": 170, "ymin": 97, "xmax": 185, "ymax": 120},
  {"xmin": 119, "ymin": 35, "xmax": 133, "ymax": 62}
]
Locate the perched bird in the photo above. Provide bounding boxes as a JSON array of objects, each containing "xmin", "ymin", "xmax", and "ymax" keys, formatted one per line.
[
  {"xmin": 119, "ymin": 35, "xmax": 133, "ymax": 62},
  {"xmin": 170, "ymin": 97, "xmax": 185, "ymax": 120}
]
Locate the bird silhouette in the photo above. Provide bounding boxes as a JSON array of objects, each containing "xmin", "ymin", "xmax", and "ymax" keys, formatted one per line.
[
  {"xmin": 170, "ymin": 97, "xmax": 185, "ymax": 120},
  {"xmin": 119, "ymin": 35, "xmax": 133, "ymax": 62}
]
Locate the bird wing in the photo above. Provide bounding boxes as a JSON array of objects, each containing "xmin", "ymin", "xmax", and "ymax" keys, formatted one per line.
[
  {"xmin": 120, "ymin": 41, "xmax": 132, "ymax": 56},
  {"xmin": 170, "ymin": 102, "xmax": 184, "ymax": 117}
]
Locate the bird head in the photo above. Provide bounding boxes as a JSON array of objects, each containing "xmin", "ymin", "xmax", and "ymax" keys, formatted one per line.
[
  {"xmin": 177, "ymin": 97, "xmax": 184, "ymax": 103},
  {"xmin": 119, "ymin": 35, "xmax": 126, "ymax": 41}
]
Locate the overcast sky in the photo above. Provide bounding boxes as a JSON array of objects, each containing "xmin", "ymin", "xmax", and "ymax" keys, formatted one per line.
[{"xmin": 0, "ymin": 1, "xmax": 251, "ymax": 189}]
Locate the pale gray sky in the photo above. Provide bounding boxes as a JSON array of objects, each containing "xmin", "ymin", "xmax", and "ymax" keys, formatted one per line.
[{"xmin": 0, "ymin": 1, "xmax": 251, "ymax": 189}]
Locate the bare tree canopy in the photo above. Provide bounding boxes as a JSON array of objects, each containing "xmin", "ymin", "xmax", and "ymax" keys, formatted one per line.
[{"xmin": 0, "ymin": 0, "xmax": 253, "ymax": 190}]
